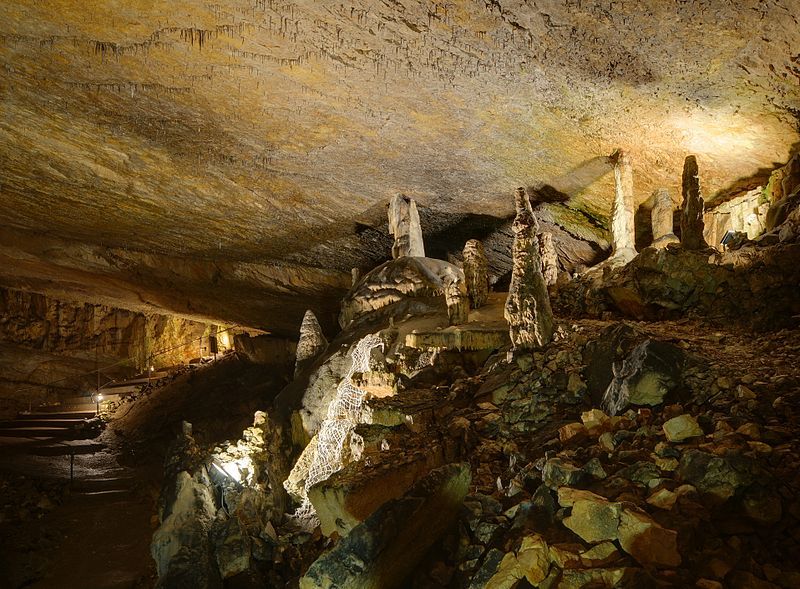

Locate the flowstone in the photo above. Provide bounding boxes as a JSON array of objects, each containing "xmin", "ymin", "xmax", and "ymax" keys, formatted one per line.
[{"xmin": 504, "ymin": 187, "xmax": 553, "ymax": 350}]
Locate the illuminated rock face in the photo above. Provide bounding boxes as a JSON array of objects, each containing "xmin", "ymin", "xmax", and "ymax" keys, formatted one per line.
[
  {"xmin": 505, "ymin": 188, "xmax": 553, "ymax": 350},
  {"xmin": 680, "ymin": 156, "xmax": 710, "ymax": 250}
]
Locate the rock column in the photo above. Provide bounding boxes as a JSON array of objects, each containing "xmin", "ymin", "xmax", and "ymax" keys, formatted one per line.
[
  {"xmin": 610, "ymin": 149, "xmax": 637, "ymax": 261},
  {"xmin": 651, "ymin": 188, "xmax": 679, "ymax": 248},
  {"xmin": 462, "ymin": 239, "xmax": 489, "ymax": 309},
  {"xmin": 680, "ymin": 156, "xmax": 709, "ymax": 250},
  {"xmin": 445, "ymin": 280, "xmax": 470, "ymax": 326},
  {"xmin": 504, "ymin": 187, "xmax": 553, "ymax": 350},
  {"xmin": 388, "ymin": 194, "xmax": 425, "ymax": 258},
  {"xmin": 295, "ymin": 310, "xmax": 327, "ymax": 377},
  {"xmin": 538, "ymin": 232, "xmax": 558, "ymax": 286}
]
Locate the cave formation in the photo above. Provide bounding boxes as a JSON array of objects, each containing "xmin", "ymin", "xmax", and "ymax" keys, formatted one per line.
[{"xmin": 1, "ymin": 1, "xmax": 800, "ymax": 588}]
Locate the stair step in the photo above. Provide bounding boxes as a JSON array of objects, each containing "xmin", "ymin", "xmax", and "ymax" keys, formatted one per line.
[
  {"xmin": 72, "ymin": 477, "xmax": 135, "ymax": 492},
  {"xmin": 2, "ymin": 418, "xmax": 90, "ymax": 428},
  {"xmin": 19, "ymin": 411, "xmax": 97, "ymax": 420},
  {"xmin": 76, "ymin": 489, "xmax": 132, "ymax": 499},
  {"xmin": 29, "ymin": 442, "xmax": 106, "ymax": 456},
  {"xmin": 0, "ymin": 426, "xmax": 78, "ymax": 438}
]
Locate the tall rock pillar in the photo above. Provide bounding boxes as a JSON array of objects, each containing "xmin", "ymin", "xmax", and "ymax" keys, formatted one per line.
[
  {"xmin": 504, "ymin": 187, "xmax": 553, "ymax": 350},
  {"xmin": 680, "ymin": 156, "xmax": 709, "ymax": 250},
  {"xmin": 388, "ymin": 194, "xmax": 425, "ymax": 258},
  {"xmin": 462, "ymin": 239, "xmax": 489, "ymax": 309},
  {"xmin": 609, "ymin": 149, "xmax": 637, "ymax": 262},
  {"xmin": 295, "ymin": 310, "xmax": 327, "ymax": 377},
  {"xmin": 651, "ymin": 188, "xmax": 679, "ymax": 248}
]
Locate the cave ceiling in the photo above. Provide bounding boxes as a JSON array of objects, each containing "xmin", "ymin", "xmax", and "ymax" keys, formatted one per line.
[{"xmin": 1, "ymin": 0, "xmax": 799, "ymax": 335}]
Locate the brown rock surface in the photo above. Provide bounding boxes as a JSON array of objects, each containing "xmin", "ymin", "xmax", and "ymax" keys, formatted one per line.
[{"xmin": 0, "ymin": 1, "xmax": 798, "ymax": 326}]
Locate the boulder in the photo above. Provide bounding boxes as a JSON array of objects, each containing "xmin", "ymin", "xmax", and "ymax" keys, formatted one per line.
[
  {"xmin": 603, "ymin": 339, "xmax": 684, "ymax": 416},
  {"xmin": 663, "ymin": 414, "xmax": 704, "ymax": 442},
  {"xmin": 677, "ymin": 449, "xmax": 756, "ymax": 500},
  {"xmin": 562, "ymin": 494, "xmax": 621, "ymax": 544},
  {"xmin": 151, "ymin": 469, "xmax": 221, "ymax": 589},
  {"xmin": 617, "ymin": 508, "xmax": 681, "ymax": 568},
  {"xmin": 210, "ymin": 515, "xmax": 251, "ymax": 580},
  {"xmin": 300, "ymin": 463, "xmax": 471, "ymax": 589}
]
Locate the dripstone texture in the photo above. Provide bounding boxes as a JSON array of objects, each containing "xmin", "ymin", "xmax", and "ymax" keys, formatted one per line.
[
  {"xmin": 681, "ymin": 156, "xmax": 710, "ymax": 250},
  {"xmin": 505, "ymin": 188, "xmax": 553, "ymax": 350},
  {"xmin": 294, "ymin": 310, "xmax": 327, "ymax": 377},
  {"xmin": 462, "ymin": 239, "xmax": 489, "ymax": 309}
]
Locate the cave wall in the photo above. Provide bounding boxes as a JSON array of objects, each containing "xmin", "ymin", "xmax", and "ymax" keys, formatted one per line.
[{"xmin": 0, "ymin": 287, "xmax": 213, "ymax": 415}]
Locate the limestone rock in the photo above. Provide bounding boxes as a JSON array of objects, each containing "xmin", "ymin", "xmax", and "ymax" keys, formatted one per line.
[
  {"xmin": 339, "ymin": 257, "xmax": 465, "ymax": 329},
  {"xmin": 543, "ymin": 458, "xmax": 587, "ymax": 489},
  {"xmin": 444, "ymin": 279, "xmax": 470, "ymax": 326},
  {"xmin": 677, "ymin": 449, "xmax": 756, "ymax": 500},
  {"xmin": 603, "ymin": 339, "xmax": 684, "ymax": 415},
  {"xmin": 651, "ymin": 188, "xmax": 680, "ymax": 248},
  {"xmin": 300, "ymin": 463, "xmax": 471, "ymax": 589},
  {"xmin": 680, "ymin": 155, "xmax": 709, "ymax": 250},
  {"xmin": 388, "ymin": 194, "xmax": 425, "ymax": 259},
  {"xmin": 562, "ymin": 494, "xmax": 621, "ymax": 543},
  {"xmin": 295, "ymin": 310, "xmax": 328, "ymax": 377},
  {"xmin": 617, "ymin": 508, "xmax": 681, "ymax": 568},
  {"xmin": 609, "ymin": 149, "xmax": 637, "ymax": 262},
  {"xmin": 484, "ymin": 534, "xmax": 550, "ymax": 588},
  {"xmin": 663, "ymin": 414, "xmax": 703, "ymax": 442},
  {"xmin": 504, "ymin": 187, "xmax": 554, "ymax": 350},
  {"xmin": 151, "ymin": 469, "xmax": 221, "ymax": 589},
  {"xmin": 538, "ymin": 232, "xmax": 559, "ymax": 286},
  {"xmin": 462, "ymin": 239, "xmax": 489, "ymax": 309},
  {"xmin": 210, "ymin": 515, "xmax": 251, "ymax": 580}
]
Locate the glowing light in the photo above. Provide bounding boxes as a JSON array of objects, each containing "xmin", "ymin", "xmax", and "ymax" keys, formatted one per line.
[
  {"xmin": 211, "ymin": 456, "xmax": 254, "ymax": 485},
  {"xmin": 669, "ymin": 111, "xmax": 761, "ymax": 157}
]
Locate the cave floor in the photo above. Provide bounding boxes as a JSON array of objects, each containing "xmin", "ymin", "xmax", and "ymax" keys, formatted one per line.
[{"xmin": 0, "ymin": 432, "xmax": 158, "ymax": 589}]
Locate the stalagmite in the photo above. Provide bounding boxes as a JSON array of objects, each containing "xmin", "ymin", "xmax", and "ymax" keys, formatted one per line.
[
  {"xmin": 504, "ymin": 187, "xmax": 553, "ymax": 350},
  {"xmin": 462, "ymin": 239, "xmax": 489, "ymax": 309},
  {"xmin": 295, "ymin": 310, "xmax": 328, "ymax": 377},
  {"xmin": 538, "ymin": 232, "xmax": 558, "ymax": 286},
  {"xmin": 388, "ymin": 194, "xmax": 425, "ymax": 258},
  {"xmin": 680, "ymin": 155, "xmax": 709, "ymax": 250},
  {"xmin": 445, "ymin": 280, "xmax": 470, "ymax": 326},
  {"xmin": 609, "ymin": 149, "xmax": 637, "ymax": 262},
  {"xmin": 651, "ymin": 188, "xmax": 679, "ymax": 248}
]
